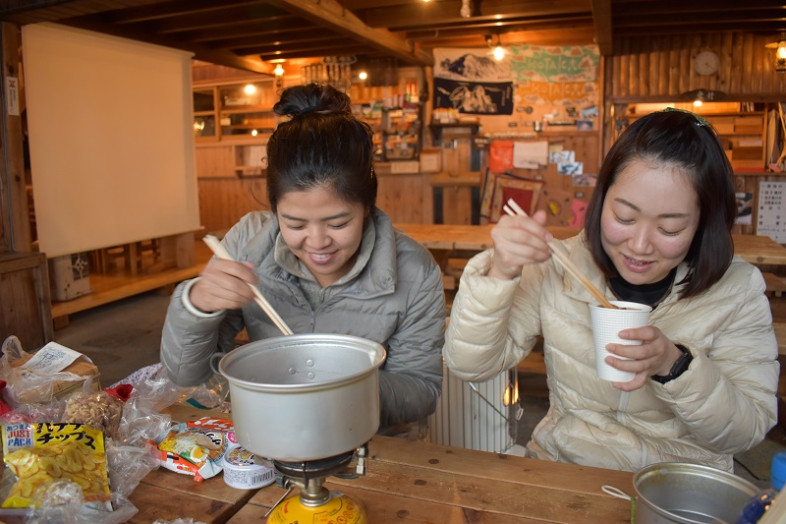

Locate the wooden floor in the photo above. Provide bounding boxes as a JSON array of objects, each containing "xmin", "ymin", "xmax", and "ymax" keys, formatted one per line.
[{"xmin": 51, "ymin": 241, "xmax": 211, "ymax": 322}]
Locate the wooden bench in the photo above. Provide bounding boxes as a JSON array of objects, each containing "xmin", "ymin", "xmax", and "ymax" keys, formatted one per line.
[{"xmin": 763, "ymin": 272, "xmax": 786, "ymax": 298}]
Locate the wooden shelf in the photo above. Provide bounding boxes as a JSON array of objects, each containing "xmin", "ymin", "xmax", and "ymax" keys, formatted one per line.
[{"xmin": 51, "ymin": 240, "xmax": 211, "ymax": 320}]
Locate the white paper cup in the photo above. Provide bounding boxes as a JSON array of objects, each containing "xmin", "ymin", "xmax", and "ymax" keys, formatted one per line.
[{"xmin": 589, "ymin": 300, "xmax": 652, "ymax": 382}]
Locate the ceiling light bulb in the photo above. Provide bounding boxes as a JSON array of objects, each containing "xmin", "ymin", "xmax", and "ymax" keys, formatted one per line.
[
  {"xmin": 358, "ymin": 71, "xmax": 368, "ymax": 81},
  {"xmin": 777, "ymin": 41, "xmax": 786, "ymax": 60},
  {"xmin": 493, "ymin": 45, "xmax": 505, "ymax": 61},
  {"xmin": 273, "ymin": 63, "xmax": 284, "ymax": 76},
  {"xmin": 243, "ymin": 84, "xmax": 256, "ymax": 95},
  {"xmin": 766, "ymin": 34, "xmax": 786, "ymax": 72}
]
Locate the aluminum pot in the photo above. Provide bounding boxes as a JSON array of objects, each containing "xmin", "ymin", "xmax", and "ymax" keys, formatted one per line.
[
  {"xmin": 633, "ymin": 462, "xmax": 760, "ymax": 523},
  {"xmin": 218, "ymin": 334, "xmax": 386, "ymax": 462}
]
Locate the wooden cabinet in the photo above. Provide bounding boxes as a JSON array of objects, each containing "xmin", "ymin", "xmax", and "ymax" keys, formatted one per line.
[
  {"xmin": 704, "ymin": 113, "xmax": 766, "ymax": 172},
  {"xmin": 0, "ymin": 252, "xmax": 53, "ymax": 350},
  {"xmin": 615, "ymin": 102, "xmax": 770, "ymax": 172},
  {"xmin": 193, "ymin": 78, "xmax": 277, "ymax": 178}
]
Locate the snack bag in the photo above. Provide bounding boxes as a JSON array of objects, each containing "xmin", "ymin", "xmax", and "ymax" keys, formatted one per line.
[
  {"xmin": 63, "ymin": 390, "xmax": 125, "ymax": 440},
  {"xmin": 153, "ymin": 417, "xmax": 232, "ymax": 482},
  {"xmin": 1, "ymin": 422, "xmax": 111, "ymax": 509}
]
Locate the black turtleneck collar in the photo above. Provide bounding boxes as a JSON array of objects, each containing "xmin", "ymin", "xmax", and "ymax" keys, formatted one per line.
[{"xmin": 609, "ymin": 267, "xmax": 677, "ymax": 309}]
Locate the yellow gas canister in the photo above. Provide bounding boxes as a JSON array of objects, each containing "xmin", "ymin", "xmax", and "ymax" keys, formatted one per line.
[{"xmin": 266, "ymin": 492, "xmax": 367, "ymax": 523}]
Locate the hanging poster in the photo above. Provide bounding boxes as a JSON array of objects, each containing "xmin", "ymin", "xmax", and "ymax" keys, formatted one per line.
[
  {"xmin": 511, "ymin": 45, "xmax": 599, "ymax": 112},
  {"xmin": 433, "ymin": 77, "xmax": 514, "ymax": 115},
  {"xmin": 433, "ymin": 48, "xmax": 514, "ymax": 115}
]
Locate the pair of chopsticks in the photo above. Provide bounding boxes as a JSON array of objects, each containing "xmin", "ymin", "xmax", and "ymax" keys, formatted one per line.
[
  {"xmin": 202, "ymin": 235, "xmax": 294, "ymax": 335},
  {"xmin": 502, "ymin": 199, "xmax": 618, "ymax": 309}
]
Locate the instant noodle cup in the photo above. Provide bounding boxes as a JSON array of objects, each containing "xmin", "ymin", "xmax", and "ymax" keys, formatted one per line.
[
  {"xmin": 221, "ymin": 446, "xmax": 275, "ymax": 490},
  {"xmin": 589, "ymin": 300, "xmax": 652, "ymax": 382}
]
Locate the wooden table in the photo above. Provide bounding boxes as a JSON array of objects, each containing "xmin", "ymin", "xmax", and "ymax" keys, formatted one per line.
[
  {"xmin": 128, "ymin": 405, "xmax": 633, "ymax": 523},
  {"xmin": 229, "ymin": 436, "xmax": 634, "ymax": 523},
  {"xmin": 127, "ymin": 467, "xmax": 257, "ymax": 523},
  {"xmin": 395, "ymin": 223, "xmax": 786, "ymax": 268},
  {"xmin": 733, "ymin": 233, "xmax": 786, "ymax": 266}
]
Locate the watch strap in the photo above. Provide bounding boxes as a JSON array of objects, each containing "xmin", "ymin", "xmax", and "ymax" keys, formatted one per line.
[{"xmin": 652, "ymin": 344, "xmax": 692, "ymax": 384}]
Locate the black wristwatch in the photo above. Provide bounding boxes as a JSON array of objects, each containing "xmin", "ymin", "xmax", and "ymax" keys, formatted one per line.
[{"xmin": 651, "ymin": 344, "xmax": 693, "ymax": 384}]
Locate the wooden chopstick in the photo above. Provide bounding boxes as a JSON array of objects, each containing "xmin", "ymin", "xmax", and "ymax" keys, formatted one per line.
[
  {"xmin": 202, "ymin": 235, "xmax": 295, "ymax": 335},
  {"xmin": 503, "ymin": 199, "xmax": 618, "ymax": 309}
]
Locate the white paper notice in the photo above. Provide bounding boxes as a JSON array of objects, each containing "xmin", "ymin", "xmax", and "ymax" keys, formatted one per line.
[
  {"xmin": 5, "ymin": 77, "xmax": 19, "ymax": 116},
  {"xmin": 513, "ymin": 140, "xmax": 548, "ymax": 169},
  {"xmin": 21, "ymin": 342, "xmax": 83, "ymax": 374},
  {"xmin": 757, "ymin": 181, "xmax": 786, "ymax": 243}
]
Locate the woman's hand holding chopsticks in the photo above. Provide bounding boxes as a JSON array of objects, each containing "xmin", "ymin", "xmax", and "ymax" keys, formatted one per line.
[
  {"xmin": 488, "ymin": 207, "xmax": 553, "ymax": 280},
  {"xmin": 189, "ymin": 254, "xmax": 260, "ymax": 314}
]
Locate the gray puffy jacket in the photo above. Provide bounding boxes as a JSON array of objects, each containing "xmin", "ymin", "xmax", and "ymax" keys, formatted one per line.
[{"xmin": 161, "ymin": 208, "xmax": 445, "ymax": 429}]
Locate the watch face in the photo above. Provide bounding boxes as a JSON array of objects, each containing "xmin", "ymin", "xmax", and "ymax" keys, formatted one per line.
[{"xmin": 694, "ymin": 51, "xmax": 720, "ymax": 75}]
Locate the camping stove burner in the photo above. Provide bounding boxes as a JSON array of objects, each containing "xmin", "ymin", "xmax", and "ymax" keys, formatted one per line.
[
  {"xmin": 272, "ymin": 449, "xmax": 355, "ymax": 481},
  {"xmin": 264, "ymin": 446, "xmax": 370, "ymax": 522}
]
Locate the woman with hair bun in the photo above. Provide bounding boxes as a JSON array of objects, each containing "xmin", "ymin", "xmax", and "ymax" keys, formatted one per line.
[{"xmin": 161, "ymin": 84, "xmax": 445, "ymax": 435}]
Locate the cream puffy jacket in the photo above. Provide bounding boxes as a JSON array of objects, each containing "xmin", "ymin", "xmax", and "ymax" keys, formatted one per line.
[{"xmin": 444, "ymin": 232, "xmax": 779, "ymax": 472}]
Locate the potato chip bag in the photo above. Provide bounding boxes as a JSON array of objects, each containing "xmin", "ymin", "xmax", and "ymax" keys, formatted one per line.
[{"xmin": 1, "ymin": 422, "xmax": 111, "ymax": 509}]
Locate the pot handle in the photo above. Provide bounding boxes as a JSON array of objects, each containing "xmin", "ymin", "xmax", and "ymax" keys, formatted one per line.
[
  {"xmin": 601, "ymin": 485, "xmax": 636, "ymax": 520},
  {"xmin": 209, "ymin": 351, "xmax": 227, "ymax": 376}
]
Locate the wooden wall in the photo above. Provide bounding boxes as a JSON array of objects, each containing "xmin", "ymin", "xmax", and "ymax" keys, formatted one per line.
[
  {"xmin": 197, "ymin": 178, "xmax": 268, "ymax": 236},
  {"xmin": 197, "ymin": 167, "xmax": 432, "ymax": 235},
  {"xmin": 609, "ymin": 33, "xmax": 786, "ymax": 99}
]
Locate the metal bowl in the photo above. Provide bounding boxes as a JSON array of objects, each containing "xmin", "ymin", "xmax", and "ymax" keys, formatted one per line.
[{"xmin": 634, "ymin": 462, "xmax": 760, "ymax": 523}]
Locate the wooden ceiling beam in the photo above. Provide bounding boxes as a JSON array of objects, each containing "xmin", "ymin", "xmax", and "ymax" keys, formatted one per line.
[
  {"xmin": 60, "ymin": 17, "xmax": 273, "ymax": 74},
  {"xmin": 268, "ymin": 0, "xmax": 433, "ymax": 66},
  {"xmin": 591, "ymin": 0, "xmax": 612, "ymax": 56},
  {"xmin": 412, "ymin": 26, "xmax": 597, "ymax": 50},
  {"xmin": 405, "ymin": 17, "xmax": 595, "ymax": 40},
  {"xmin": 101, "ymin": 0, "xmax": 262, "ymax": 24},
  {"xmin": 359, "ymin": 0, "xmax": 591, "ymax": 30},
  {"xmin": 238, "ymin": 39, "xmax": 360, "ymax": 57},
  {"xmin": 108, "ymin": 5, "xmax": 292, "ymax": 35},
  {"xmin": 221, "ymin": 35, "xmax": 341, "ymax": 54},
  {"xmin": 199, "ymin": 27, "xmax": 328, "ymax": 48},
  {"xmin": 255, "ymin": 44, "xmax": 371, "ymax": 61},
  {"xmin": 165, "ymin": 19, "xmax": 315, "ymax": 44}
]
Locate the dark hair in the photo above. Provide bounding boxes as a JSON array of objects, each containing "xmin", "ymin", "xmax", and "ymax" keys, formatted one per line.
[
  {"xmin": 266, "ymin": 83, "xmax": 377, "ymax": 213},
  {"xmin": 584, "ymin": 109, "xmax": 736, "ymax": 299}
]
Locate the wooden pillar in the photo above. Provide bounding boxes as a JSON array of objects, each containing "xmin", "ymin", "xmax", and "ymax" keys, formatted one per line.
[{"xmin": 0, "ymin": 22, "xmax": 31, "ymax": 253}]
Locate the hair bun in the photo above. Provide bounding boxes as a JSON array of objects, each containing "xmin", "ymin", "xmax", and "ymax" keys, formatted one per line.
[{"xmin": 274, "ymin": 83, "xmax": 352, "ymax": 118}]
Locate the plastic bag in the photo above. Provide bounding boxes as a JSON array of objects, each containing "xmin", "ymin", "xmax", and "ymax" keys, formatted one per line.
[
  {"xmin": 114, "ymin": 375, "xmax": 177, "ymax": 448},
  {"xmin": 153, "ymin": 417, "xmax": 233, "ymax": 482},
  {"xmin": 0, "ymin": 337, "xmax": 100, "ymax": 407},
  {"xmin": 62, "ymin": 387, "xmax": 124, "ymax": 440}
]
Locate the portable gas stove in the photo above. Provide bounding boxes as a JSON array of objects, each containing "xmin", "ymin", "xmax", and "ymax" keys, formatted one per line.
[{"xmin": 264, "ymin": 444, "xmax": 369, "ymax": 523}]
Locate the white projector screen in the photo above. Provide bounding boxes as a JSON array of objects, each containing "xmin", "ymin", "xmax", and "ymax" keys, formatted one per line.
[{"xmin": 22, "ymin": 23, "xmax": 200, "ymax": 258}]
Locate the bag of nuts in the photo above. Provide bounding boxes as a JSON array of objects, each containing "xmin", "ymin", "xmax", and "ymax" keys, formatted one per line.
[{"xmin": 62, "ymin": 390, "xmax": 124, "ymax": 440}]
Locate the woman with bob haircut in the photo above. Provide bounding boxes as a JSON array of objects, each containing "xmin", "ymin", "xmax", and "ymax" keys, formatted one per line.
[
  {"xmin": 161, "ymin": 83, "xmax": 445, "ymax": 436},
  {"xmin": 443, "ymin": 108, "xmax": 778, "ymax": 472}
]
